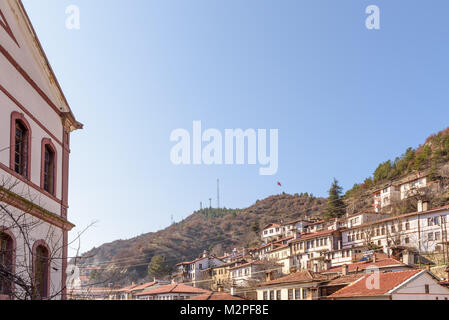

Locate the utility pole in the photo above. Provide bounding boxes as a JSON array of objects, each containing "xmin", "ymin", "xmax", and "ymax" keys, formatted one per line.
[
  {"xmin": 209, "ymin": 198, "xmax": 212, "ymax": 209},
  {"xmin": 217, "ymin": 179, "xmax": 220, "ymax": 209},
  {"xmin": 200, "ymin": 202, "xmax": 203, "ymax": 211}
]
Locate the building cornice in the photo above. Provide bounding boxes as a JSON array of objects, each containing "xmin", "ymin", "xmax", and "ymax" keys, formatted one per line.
[{"xmin": 0, "ymin": 185, "xmax": 75, "ymax": 231}]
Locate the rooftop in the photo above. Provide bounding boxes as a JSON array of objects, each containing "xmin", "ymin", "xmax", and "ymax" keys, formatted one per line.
[
  {"xmin": 329, "ymin": 269, "xmax": 424, "ymax": 298},
  {"xmin": 135, "ymin": 283, "xmax": 210, "ymax": 296},
  {"xmin": 323, "ymin": 256, "xmax": 409, "ymax": 274},
  {"xmin": 186, "ymin": 292, "xmax": 245, "ymax": 300},
  {"xmin": 258, "ymin": 270, "xmax": 331, "ymax": 287}
]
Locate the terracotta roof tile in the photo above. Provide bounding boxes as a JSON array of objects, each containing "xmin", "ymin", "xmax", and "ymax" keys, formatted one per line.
[
  {"xmin": 135, "ymin": 283, "xmax": 209, "ymax": 296},
  {"xmin": 129, "ymin": 281, "xmax": 158, "ymax": 292},
  {"xmin": 187, "ymin": 292, "xmax": 245, "ymax": 300},
  {"xmin": 325, "ymin": 274, "xmax": 365, "ymax": 286},
  {"xmin": 258, "ymin": 270, "xmax": 331, "ymax": 287},
  {"xmin": 323, "ymin": 257, "xmax": 408, "ymax": 274},
  {"xmin": 329, "ymin": 269, "xmax": 423, "ymax": 298}
]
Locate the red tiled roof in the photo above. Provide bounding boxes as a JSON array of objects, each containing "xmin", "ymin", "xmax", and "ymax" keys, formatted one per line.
[
  {"xmin": 114, "ymin": 284, "xmax": 140, "ymax": 293},
  {"xmin": 440, "ymin": 280, "xmax": 449, "ymax": 286},
  {"xmin": 129, "ymin": 281, "xmax": 158, "ymax": 292},
  {"xmin": 323, "ymin": 257, "xmax": 408, "ymax": 274},
  {"xmin": 262, "ymin": 223, "xmax": 281, "ymax": 230},
  {"xmin": 135, "ymin": 283, "xmax": 209, "ymax": 296},
  {"xmin": 291, "ymin": 229, "xmax": 337, "ymax": 242},
  {"xmin": 283, "ymin": 218, "xmax": 311, "ymax": 225},
  {"xmin": 273, "ymin": 236, "xmax": 294, "ymax": 243},
  {"xmin": 270, "ymin": 244, "xmax": 290, "ymax": 252},
  {"xmin": 307, "ymin": 220, "xmax": 325, "ymax": 226},
  {"xmin": 324, "ymin": 274, "xmax": 365, "ymax": 286},
  {"xmin": 187, "ymin": 292, "xmax": 245, "ymax": 300},
  {"xmin": 343, "ymin": 204, "xmax": 449, "ymax": 232},
  {"xmin": 229, "ymin": 260, "xmax": 269, "ymax": 271},
  {"xmin": 329, "ymin": 269, "xmax": 424, "ymax": 298},
  {"xmin": 176, "ymin": 255, "xmax": 223, "ymax": 266}
]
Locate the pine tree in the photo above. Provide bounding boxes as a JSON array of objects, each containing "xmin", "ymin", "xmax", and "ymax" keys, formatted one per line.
[
  {"xmin": 251, "ymin": 220, "xmax": 260, "ymax": 235},
  {"xmin": 148, "ymin": 255, "xmax": 170, "ymax": 279},
  {"xmin": 325, "ymin": 178, "xmax": 346, "ymax": 220}
]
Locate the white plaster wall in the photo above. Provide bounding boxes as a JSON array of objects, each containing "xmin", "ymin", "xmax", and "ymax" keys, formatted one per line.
[
  {"xmin": 392, "ymin": 272, "xmax": 449, "ymax": 300},
  {"xmin": 0, "ymin": 200, "xmax": 64, "ymax": 299}
]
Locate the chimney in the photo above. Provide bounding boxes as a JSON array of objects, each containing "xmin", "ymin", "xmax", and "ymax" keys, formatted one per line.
[
  {"xmin": 266, "ymin": 271, "xmax": 275, "ymax": 282},
  {"xmin": 373, "ymin": 253, "xmax": 377, "ymax": 263},
  {"xmin": 423, "ymin": 201, "xmax": 429, "ymax": 212},
  {"xmin": 131, "ymin": 281, "xmax": 135, "ymax": 286},
  {"xmin": 230, "ymin": 283, "xmax": 237, "ymax": 296},
  {"xmin": 426, "ymin": 264, "xmax": 431, "ymax": 272},
  {"xmin": 217, "ymin": 285, "xmax": 224, "ymax": 293},
  {"xmin": 203, "ymin": 250, "xmax": 208, "ymax": 258},
  {"xmin": 290, "ymin": 266, "xmax": 297, "ymax": 273},
  {"xmin": 402, "ymin": 250, "xmax": 415, "ymax": 265},
  {"xmin": 342, "ymin": 264, "xmax": 348, "ymax": 276}
]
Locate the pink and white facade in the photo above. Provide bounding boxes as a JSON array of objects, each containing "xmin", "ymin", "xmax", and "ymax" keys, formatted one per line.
[{"xmin": 0, "ymin": 0, "xmax": 81, "ymax": 300}]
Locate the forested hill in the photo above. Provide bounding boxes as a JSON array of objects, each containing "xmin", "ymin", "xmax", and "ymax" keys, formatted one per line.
[
  {"xmin": 79, "ymin": 127, "xmax": 449, "ymax": 287},
  {"xmin": 78, "ymin": 193, "xmax": 326, "ymax": 286}
]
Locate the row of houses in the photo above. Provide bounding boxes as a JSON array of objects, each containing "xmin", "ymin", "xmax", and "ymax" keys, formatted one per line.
[
  {"xmin": 103, "ymin": 173, "xmax": 449, "ymax": 300},
  {"xmin": 165, "ymin": 198, "xmax": 449, "ymax": 299}
]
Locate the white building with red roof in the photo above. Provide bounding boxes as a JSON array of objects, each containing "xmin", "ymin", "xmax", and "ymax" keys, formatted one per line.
[
  {"xmin": 175, "ymin": 250, "xmax": 224, "ymax": 287},
  {"xmin": 329, "ymin": 269, "xmax": 449, "ymax": 300},
  {"xmin": 134, "ymin": 283, "xmax": 210, "ymax": 300},
  {"xmin": 342, "ymin": 204, "xmax": 449, "ymax": 256}
]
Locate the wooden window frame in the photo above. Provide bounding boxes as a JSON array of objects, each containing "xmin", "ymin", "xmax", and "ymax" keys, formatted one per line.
[
  {"xmin": 40, "ymin": 139, "xmax": 57, "ymax": 196},
  {"xmin": 10, "ymin": 112, "xmax": 32, "ymax": 180}
]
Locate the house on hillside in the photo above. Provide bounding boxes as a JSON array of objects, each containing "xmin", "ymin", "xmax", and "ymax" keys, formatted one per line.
[
  {"xmin": 261, "ymin": 223, "xmax": 283, "ymax": 242},
  {"xmin": 256, "ymin": 270, "xmax": 331, "ymax": 300},
  {"xmin": 342, "ymin": 204, "xmax": 449, "ymax": 256},
  {"xmin": 109, "ymin": 280, "xmax": 170, "ymax": 300},
  {"xmin": 329, "ymin": 269, "xmax": 449, "ymax": 300},
  {"xmin": 265, "ymin": 244, "xmax": 292, "ymax": 275},
  {"xmin": 174, "ymin": 251, "xmax": 224, "ymax": 288},
  {"xmin": 400, "ymin": 175, "xmax": 428, "ymax": 200},
  {"xmin": 321, "ymin": 254, "xmax": 413, "ymax": 276},
  {"xmin": 209, "ymin": 259, "xmax": 247, "ymax": 292},
  {"xmin": 0, "ymin": 0, "xmax": 82, "ymax": 300},
  {"xmin": 290, "ymin": 229, "xmax": 342, "ymax": 272},
  {"xmin": 372, "ymin": 184, "xmax": 400, "ymax": 212},
  {"xmin": 134, "ymin": 283, "xmax": 210, "ymax": 300},
  {"xmin": 261, "ymin": 219, "xmax": 313, "ymax": 243}
]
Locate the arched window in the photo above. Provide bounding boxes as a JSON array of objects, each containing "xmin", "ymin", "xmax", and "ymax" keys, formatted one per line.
[
  {"xmin": 10, "ymin": 112, "xmax": 31, "ymax": 179},
  {"xmin": 0, "ymin": 231, "xmax": 14, "ymax": 298},
  {"xmin": 33, "ymin": 243, "xmax": 50, "ymax": 299},
  {"xmin": 41, "ymin": 139, "xmax": 57, "ymax": 195}
]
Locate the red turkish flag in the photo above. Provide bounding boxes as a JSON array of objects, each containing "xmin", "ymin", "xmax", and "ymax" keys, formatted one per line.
[{"xmin": 277, "ymin": 182, "xmax": 282, "ymax": 187}]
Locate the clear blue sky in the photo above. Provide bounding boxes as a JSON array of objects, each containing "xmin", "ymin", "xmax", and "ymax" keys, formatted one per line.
[{"xmin": 22, "ymin": 0, "xmax": 449, "ymax": 255}]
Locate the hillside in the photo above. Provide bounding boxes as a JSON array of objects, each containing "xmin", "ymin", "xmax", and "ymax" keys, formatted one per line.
[
  {"xmin": 79, "ymin": 127, "xmax": 449, "ymax": 287},
  {"xmin": 78, "ymin": 193, "xmax": 326, "ymax": 286}
]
